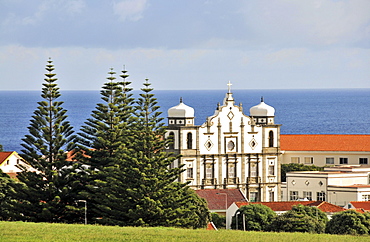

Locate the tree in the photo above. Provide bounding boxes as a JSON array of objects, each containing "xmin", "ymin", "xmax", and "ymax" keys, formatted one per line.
[
  {"xmin": 326, "ymin": 210, "xmax": 370, "ymax": 235},
  {"xmin": 10, "ymin": 59, "xmax": 82, "ymax": 223},
  {"xmin": 0, "ymin": 170, "xmax": 20, "ymax": 220},
  {"xmin": 0, "ymin": 144, "xmax": 3, "ymax": 152},
  {"xmin": 269, "ymin": 204, "xmax": 327, "ymax": 233},
  {"xmin": 76, "ymin": 67, "xmax": 135, "ymax": 225},
  {"xmin": 230, "ymin": 204, "xmax": 276, "ymax": 231},
  {"xmin": 281, "ymin": 163, "xmax": 323, "ymax": 182},
  {"xmin": 123, "ymin": 79, "xmax": 209, "ymax": 228}
]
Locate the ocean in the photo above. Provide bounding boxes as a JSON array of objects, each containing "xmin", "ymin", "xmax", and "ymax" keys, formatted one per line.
[{"xmin": 1, "ymin": 89, "xmax": 369, "ymax": 153}]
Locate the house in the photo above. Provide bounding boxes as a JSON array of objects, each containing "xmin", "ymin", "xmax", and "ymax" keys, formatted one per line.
[
  {"xmin": 195, "ymin": 188, "xmax": 247, "ymax": 216},
  {"xmin": 226, "ymin": 201, "xmax": 346, "ymax": 229},
  {"xmin": 0, "ymin": 151, "xmax": 30, "ymax": 178},
  {"xmin": 283, "ymin": 165, "xmax": 370, "ymax": 207},
  {"xmin": 166, "ymin": 83, "xmax": 281, "ymax": 202},
  {"xmin": 345, "ymin": 201, "xmax": 370, "ymax": 212},
  {"xmin": 280, "ymin": 134, "xmax": 370, "ymax": 167}
]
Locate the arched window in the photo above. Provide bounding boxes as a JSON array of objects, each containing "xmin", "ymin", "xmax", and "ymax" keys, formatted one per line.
[
  {"xmin": 168, "ymin": 132, "xmax": 175, "ymax": 149},
  {"xmin": 187, "ymin": 132, "xmax": 193, "ymax": 149},
  {"xmin": 268, "ymin": 131, "xmax": 274, "ymax": 147}
]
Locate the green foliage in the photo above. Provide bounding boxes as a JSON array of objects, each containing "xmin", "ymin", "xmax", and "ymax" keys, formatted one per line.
[
  {"xmin": 326, "ymin": 210, "xmax": 370, "ymax": 235},
  {"xmin": 76, "ymin": 73, "xmax": 209, "ymax": 228},
  {"xmin": 211, "ymin": 213, "xmax": 226, "ymax": 229},
  {"xmin": 0, "ymin": 144, "xmax": 3, "ymax": 151},
  {"xmin": 269, "ymin": 204, "xmax": 327, "ymax": 233},
  {"xmin": 0, "ymin": 170, "xmax": 18, "ymax": 220},
  {"xmin": 76, "ymin": 68, "xmax": 135, "ymax": 225},
  {"xmin": 281, "ymin": 163, "xmax": 324, "ymax": 182},
  {"xmin": 10, "ymin": 59, "xmax": 83, "ymax": 223},
  {"xmin": 230, "ymin": 204, "xmax": 276, "ymax": 231}
]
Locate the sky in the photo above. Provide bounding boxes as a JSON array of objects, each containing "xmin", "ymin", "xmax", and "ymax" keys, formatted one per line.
[{"xmin": 0, "ymin": 0, "xmax": 369, "ymax": 91}]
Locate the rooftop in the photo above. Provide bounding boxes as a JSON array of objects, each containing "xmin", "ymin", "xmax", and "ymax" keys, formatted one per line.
[
  {"xmin": 280, "ymin": 134, "xmax": 370, "ymax": 151},
  {"xmin": 234, "ymin": 201, "xmax": 345, "ymax": 213},
  {"xmin": 348, "ymin": 201, "xmax": 370, "ymax": 211},
  {"xmin": 195, "ymin": 189, "xmax": 247, "ymax": 211}
]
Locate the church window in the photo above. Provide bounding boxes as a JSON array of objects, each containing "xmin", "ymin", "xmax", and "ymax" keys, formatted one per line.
[
  {"xmin": 290, "ymin": 191, "xmax": 299, "ymax": 201},
  {"xmin": 187, "ymin": 167, "xmax": 193, "ymax": 179},
  {"xmin": 304, "ymin": 157, "xmax": 313, "ymax": 164},
  {"xmin": 339, "ymin": 157, "xmax": 348, "ymax": 164},
  {"xmin": 316, "ymin": 192, "xmax": 326, "ymax": 201},
  {"xmin": 250, "ymin": 192, "xmax": 258, "ymax": 202},
  {"xmin": 228, "ymin": 164, "xmax": 235, "ymax": 178},
  {"xmin": 268, "ymin": 166, "xmax": 274, "ymax": 176},
  {"xmin": 268, "ymin": 131, "xmax": 274, "ymax": 147},
  {"xmin": 168, "ymin": 132, "xmax": 174, "ymax": 149},
  {"xmin": 291, "ymin": 157, "xmax": 300, "ymax": 163},
  {"xmin": 205, "ymin": 164, "xmax": 213, "ymax": 179},
  {"xmin": 249, "ymin": 138, "xmax": 257, "ymax": 150},
  {"xmin": 359, "ymin": 158, "xmax": 368, "ymax": 165},
  {"xmin": 269, "ymin": 191, "xmax": 275, "ymax": 202},
  {"xmin": 187, "ymin": 132, "xmax": 193, "ymax": 149},
  {"xmin": 205, "ymin": 139, "xmax": 213, "ymax": 151},
  {"xmin": 326, "ymin": 157, "xmax": 334, "ymax": 164},
  {"xmin": 250, "ymin": 165, "xmax": 257, "ymax": 177},
  {"xmin": 227, "ymin": 140, "xmax": 235, "ymax": 151}
]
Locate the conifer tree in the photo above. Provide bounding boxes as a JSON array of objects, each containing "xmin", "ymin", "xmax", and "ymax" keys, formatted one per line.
[
  {"xmin": 11, "ymin": 59, "xmax": 82, "ymax": 223},
  {"xmin": 76, "ymin": 67, "xmax": 135, "ymax": 225},
  {"xmin": 124, "ymin": 79, "xmax": 209, "ymax": 228}
]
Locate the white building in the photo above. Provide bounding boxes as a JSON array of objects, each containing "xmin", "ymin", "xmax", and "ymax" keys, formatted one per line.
[
  {"xmin": 280, "ymin": 134, "xmax": 370, "ymax": 166},
  {"xmin": 0, "ymin": 151, "xmax": 31, "ymax": 178},
  {"xmin": 283, "ymin": 165, "xmax": 370, "ymax": 207},
  {"xmin": 166, "ymin": 83, "xmax": 282, "ymax": 202}
]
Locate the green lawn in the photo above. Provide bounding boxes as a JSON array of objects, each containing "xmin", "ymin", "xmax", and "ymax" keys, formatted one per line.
[{"xmin": 0, "ymin": 221, "xmax": 369, "ymax": 242}]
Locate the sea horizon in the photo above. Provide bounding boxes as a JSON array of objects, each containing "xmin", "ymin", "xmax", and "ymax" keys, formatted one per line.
[{"xmin": 1, "ymin": 88, "xmax": 369, "ymax": 152}]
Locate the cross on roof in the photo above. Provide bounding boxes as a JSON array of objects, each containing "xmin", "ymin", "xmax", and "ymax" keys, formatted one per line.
[{"xmin": 227, "ymin": 81, "xmax": 232, "ymax": 93}]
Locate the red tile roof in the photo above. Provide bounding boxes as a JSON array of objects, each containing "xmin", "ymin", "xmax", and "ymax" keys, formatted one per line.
[
  {"xmin": 235, "ymin": 201, "xmax": 345, "ymax": 213},
  {"xmin": 195, "ymin": 189, "xmax": 247, "ymax": 210},
  {"xmin": 349, "ymin": 201, "xmax": 370, "ymax": 211},
  {"xmin": 0, "ymin": 151, "xmax": 15, "ymax": 165},
  {"xmin": 280, "ymin": 134, "xmax": 370, "ymax": 151}
]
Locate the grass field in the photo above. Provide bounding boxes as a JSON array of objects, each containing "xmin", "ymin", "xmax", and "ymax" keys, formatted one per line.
[{"xmin": 0, "ymin": 221, "xmax": 369, "ymax": 242}]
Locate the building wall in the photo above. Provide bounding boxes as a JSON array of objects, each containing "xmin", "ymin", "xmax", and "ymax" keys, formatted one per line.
[
  {"xmin": 282, "ymin": 151, "xmax": 370, "ymax": 167},
  {"xmin": 0, "ymin": 152, "xmax": 24, "ymax": 173},
  {"xmin": 166, "ymin": 92, "xmax": 281, "ymax": 202},
  {"xmin": 285, "ymin": 169, "xmax": 370, "ymax": 206}
]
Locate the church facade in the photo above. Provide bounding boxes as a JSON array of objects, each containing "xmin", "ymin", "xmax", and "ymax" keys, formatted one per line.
[{"xmin": 166, "ymin": 83, "xmax": 282, "ymax": 202}]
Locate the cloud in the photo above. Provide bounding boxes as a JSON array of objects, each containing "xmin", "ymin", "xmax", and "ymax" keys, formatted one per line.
[
  {"xmin": 241, "ymin": 0, "xmax": 370, "ymax": 48},
  {"xmin": 113, "ymin": 0, "xmax": 148, "ymax": 21}
]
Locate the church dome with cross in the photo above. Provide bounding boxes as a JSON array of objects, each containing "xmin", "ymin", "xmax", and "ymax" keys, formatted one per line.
[
  {"xmin": 167, "ymin": 98, "xmax": 195, "ymax": 126},
  {"xmin": 249, "ymin": 97, "xmax": 275, "ymax": 125},
  {"xmin": 168, "ymin": 98, "xmax": 194, "ymax": 118}
]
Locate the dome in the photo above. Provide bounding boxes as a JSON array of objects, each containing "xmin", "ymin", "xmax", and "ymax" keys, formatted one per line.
[
  {"xmin": 249, "ymin": 98, "xmax": 275, "ymax": 117},
  {"xmin": 168, "ymin": 99, "xmax": 194, "ymax": 118}
]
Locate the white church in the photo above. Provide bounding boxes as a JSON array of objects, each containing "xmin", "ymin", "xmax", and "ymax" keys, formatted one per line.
[{"xmin": 166, "ymin": 83, "xmax": 282, "ymax": 202}]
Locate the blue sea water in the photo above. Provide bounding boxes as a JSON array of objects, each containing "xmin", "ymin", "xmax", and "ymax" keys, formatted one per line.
[{"xmin": 0, "ymin": 89, "xmax": 369, "ymax": 153}]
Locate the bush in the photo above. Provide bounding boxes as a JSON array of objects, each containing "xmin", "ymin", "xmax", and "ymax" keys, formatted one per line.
[
  {"xmin": 211, "ymin": 213, "xmax": 225, "ymax": 229},
  {"xmin": 269, "ymin": 205, "xmax": 327, "ymax": 233},
  {"xmin": 326, "ymin": 210, "xmax": 370, "ymax": 235},
  {"xmin": 230, "ymin": 204, "xmax": 276, "ymax": 231}
]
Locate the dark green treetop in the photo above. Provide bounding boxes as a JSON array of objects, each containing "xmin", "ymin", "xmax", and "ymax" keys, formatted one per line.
[
  {"xmin": 231, "ymin": 203, "xmax": 276, "ymax": 231},
  {"xmin": 269, "ymin": 204, "xmax": 327, "ymax": 233},
  {"xmin": 326, "ymin": 209, "xmax": 370, "ymax": 235},
  {"xmin": 11, "ymin": 58, "xmax": 82, "ymax": 223},
  {"xmin": 76, "ymin": 67, "xmax": 135, "ymax": 225}
]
